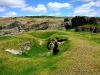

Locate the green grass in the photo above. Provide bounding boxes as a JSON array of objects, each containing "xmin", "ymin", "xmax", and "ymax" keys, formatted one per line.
[
  {"xmin": 0, "ymin": 30, "xmax": 100, "ymax": 75},
  {"xmin": 79, "ymin": 24, "xmax": 100, "ymax": 28},
  {"xmin": 29, "ymin": 30, "xmax": 56, "ymax": 39},
  {"xmin": 0, "ymin": 36, "xmax": 12, "ymax": 41}
]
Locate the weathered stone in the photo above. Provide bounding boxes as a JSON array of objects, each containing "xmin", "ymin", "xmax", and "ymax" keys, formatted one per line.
[
  {"xmin": 75, "ymin": 26, "xmax": 100, "ymax": 33},
  {"xmin": 88, "ymin": 17, "xmax": 99, "ymax": 24},
  {"xmin": 5, "ymin": 49, "xmax": 22, "ymax": 55},
  {"xmin": 81, "ymin": 27, "xmax": 88, "ymax": 32},
  {"xmin": 75, "ymin": 27, "xmax": 81, "ymax": 32},
  {"xmin": 20, "ymin": 41, "xmax": 31, "ymax": 51},
  {"xmin": 0, "ymin": 31, "xmax": 4, "ymax": 36},
  {"xmin": 64, "ymin": 16, "xmax": 100, "ymax": 29},
  {"xmin": 0, "ymin": 26, "xmax": 3, "ymax": 30},
  {"xmin": 47, "ymin": 37, "xmax": 67, "ymax": 55},
  {"xmin": 53, "ymin": 42, "xmax": 59, "ymax": 55},
  {"xmin": 0, "ymin": 26, "xmax": 24, "ymax": 37},
  {"xmin": 5, "ymin": 41, "xmax": 31, "ymax": 55},
  {"xmin": 90, "ymin": 27, "xmax": 94, "ymax": 33},
  {"xmin": 93, "ymin": 27, "xmax": 100, "ymax": 33},
  {"xmin": 6, "ymin": 21, "xmax": 20, "ymax": 29},
  {"xmin": 64, "ymin": 18, "xmax": 69, "ymax": 22},
  {"xmin": 63, "ymin": 18, "xmax": 72, "ymax": 29},
  {"xmin": 72, "ymin": 16, "xmax": 88, "ymax": 28},
  {"xmin": 47, "ymin": 38, "xmax": 55, "ymax": 50},
  {"xmin": 31, "ymin": 22, "xmax": 49, "ymax": 30}
]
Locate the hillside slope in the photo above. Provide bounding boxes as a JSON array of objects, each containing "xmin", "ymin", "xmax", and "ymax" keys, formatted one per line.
[{"xmin": 0, "ymin": 30, "xmax": 100, "ymax": 75}]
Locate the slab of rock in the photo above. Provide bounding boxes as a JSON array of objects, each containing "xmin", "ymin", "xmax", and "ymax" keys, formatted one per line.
[
  {"xmin": 5, "ymin": 49, "xmax": 22, "ymax": 54},
  {"xmin": 5, "ymin": 41, "xmax": 31, "ymax": 55}
]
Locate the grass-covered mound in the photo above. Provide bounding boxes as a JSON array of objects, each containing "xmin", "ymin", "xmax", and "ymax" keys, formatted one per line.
[{"xmin": 0, "ymin": 30, "xmax": 100, "ymax": 75}]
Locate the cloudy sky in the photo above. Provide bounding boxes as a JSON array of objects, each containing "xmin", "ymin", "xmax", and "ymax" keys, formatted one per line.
[{"xmin": 0, "ymin": 0, "xmax": 100, "ymax": 17}]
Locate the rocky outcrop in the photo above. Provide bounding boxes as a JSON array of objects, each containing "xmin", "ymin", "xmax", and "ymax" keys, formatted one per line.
[
  {"xmin": 93, "ymin": 27, "xmax": 100, "ymax": 33},
  {"xmin": 72, "ymin": 16, "xmax": 88, "ymax": 28},
  {"xmin": 47, "ymin": 24, "xmax": 62, "ymax": 30},
  {"xmin": 32, "ymin": 22, "xmax": 49, "ymax": 30},
  {"xmin": 47, "ymin": 37, "xmax": 67, "ymax": 55},
  {"xmin": 0, "ymin": 16, "xmax": 100, "ymax": 37},
  {"xmin": 5, "ymin": 41, "xmax": 31, "ymax": 55},
  {"xmin": 63, "ymin": 18, "xmax": 72, "ymax": 29},
  {"xmin": 23, "ymin": 22, "xmax": 49, "ymax": 31},
  {"xmin": 88, "ymin": 17, "xmax": 100, "ymax": 24},
  {"xmin": 24, "ymin": 22, "xmax": 63, "ymax": 31},
  {"xmin": 6, "ymin": 21, "xmax": 20, "ymax": 29},
  {"xmin": 0, "ymin": 21, "xmax": 24, "ymax": 37},
  {"xmin": 75, "ymin": 27, "xmax": 82, "ymax": 32},
  {"xmin": 64, "ymin": 16, "xmax": 100, "ymax": 29},
  {"xmin": 0, "ymin": 26, "xmax": 24, "ymax": 37},
  {"xmin": 75, "ymin": 26, "xmax": 100, "ymax": 33}
]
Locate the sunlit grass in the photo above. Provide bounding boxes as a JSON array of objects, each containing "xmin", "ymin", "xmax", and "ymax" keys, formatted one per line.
[{"xmin": 0, "ymin": 30, "xmax": 100, "ymax": 75}]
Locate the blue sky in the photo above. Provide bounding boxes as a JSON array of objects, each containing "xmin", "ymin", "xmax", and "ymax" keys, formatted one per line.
[{"xmin": 0, "ymin": 0, "xmax": 100, "ymax": 17}]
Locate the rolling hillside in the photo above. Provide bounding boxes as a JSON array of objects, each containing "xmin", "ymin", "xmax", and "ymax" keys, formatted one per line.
[{"xmin": 0, "ymin": 29, "xmax": 100, "ymax": 75}]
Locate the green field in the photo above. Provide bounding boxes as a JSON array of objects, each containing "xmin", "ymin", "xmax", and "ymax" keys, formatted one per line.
[{"xmin": 0, "ymin": 29, "xmax": 100, "ymax": 75}]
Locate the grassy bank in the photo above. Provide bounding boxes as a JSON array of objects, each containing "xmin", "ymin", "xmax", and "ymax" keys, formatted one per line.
[{"xmin": 0, "ymin": 29, "xmax": 100, "ymax": 75}]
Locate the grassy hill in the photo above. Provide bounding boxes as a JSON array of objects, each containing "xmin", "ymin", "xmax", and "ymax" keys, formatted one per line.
[{"xmin": 0, "ymin": 29, "xmax": 100, "ymax": 75}]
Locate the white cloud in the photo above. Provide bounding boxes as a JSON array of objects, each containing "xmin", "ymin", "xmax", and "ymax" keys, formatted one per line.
[
  {"xmin": 94, "ymin": 1, "xmax": 100, "ymax": 7},
  {"xmin": 0, "ymin": 0, "xmax": 27, "ymax": 8},
  {"xmin": 71, "ymin": 0, "xmax": 95, "ymax": 2},
  {"xmin": 32, "ymin": 4, "xmax": 47, "ymax": 13},
  {"xmin": 73, "ymin": 1, "xmax": 100, "ymax": 16},
  {"xmin": 81, "ymin": 0, "xmax": 94, "ymax": 2},
  {"xmin": 74, "ymin": 8, "xmax": 94, "ymax": 14},
  {"xmin": 47, "ymin": 2, "xmax": 72, "ymax": 11},
  {"xmin": 21, "ymin": 6, "xmax": 34, "ymax": 11},
  {"xmin": 87, "ymin": 11, "xmax": 98, "ymax": 16},
  {"xmin": 3, "ymin": 12, "xmax": 17, "ymax": 17},
  {"xmin": 0, "ymin": 7, "xmax": 6, "ymax": 12},
  {"xmin": 21, "ymin": 4, "xmax": 47, "ymax": 13}
]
